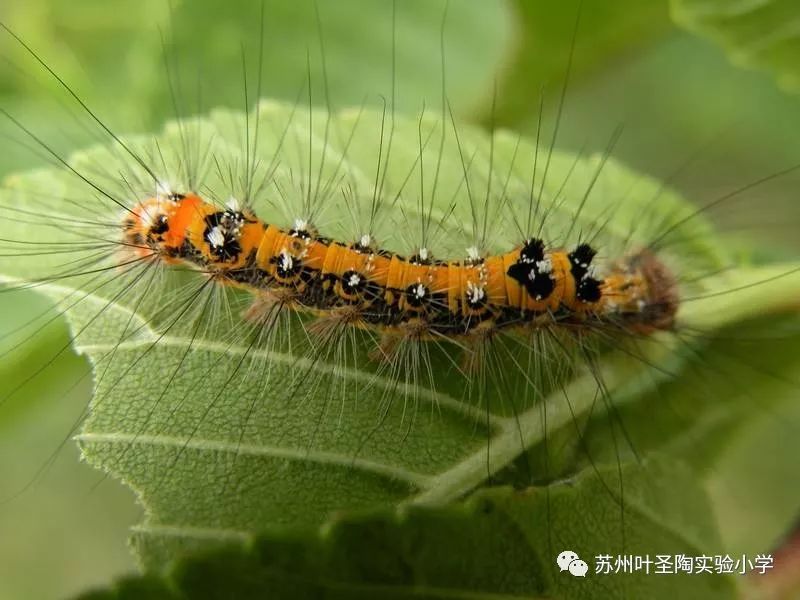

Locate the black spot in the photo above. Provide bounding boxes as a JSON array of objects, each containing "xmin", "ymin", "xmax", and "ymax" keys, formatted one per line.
[
  {"xmin": 405, "ymin": 283, "xmax": 429, "ymax": 307},
  {"xmin": 568, "ymin": 244, "xmax": 596, "ymax": 275},
  {"xmin": 341, "ymin": 270, "xmax": 365, "ymax": 295},
  {"xmin": 203, "ymin": 211, "xmax": 243, "ymax": 262},
  {"xmin": 576, "ymin": 277, "xmax": 602, "ymax": 303},
  {"xmin": 465, "ymin": 286, "xmax": 487, "ymax": 309},
  {"xmin": 507, "ymin": 238, "xmax": 555, "ymax": 301},
  {"xmin": 353, "ymin": 240, "xmax": 372, "ymax": 253},
  {"xmin": 150, "ymin": 215, "xmax": 169, "ymax": 235},
  {"xmin": 272, "ymin": 252, "xmax": 301, "ymax": 279},
  {"xmin": 289, "ymin": 228, "xmax": 312, "ymax": 240},
  {"xmin": 519, "ymin": 238, "xmax": 546, "ymax": 263},
  {"xmin": 568, "ymin": 243, "xmax": 602, "ymax": 303},
  {"xmin": 408, "ymin": 253, "xmax": 431, "ymax": 266}
]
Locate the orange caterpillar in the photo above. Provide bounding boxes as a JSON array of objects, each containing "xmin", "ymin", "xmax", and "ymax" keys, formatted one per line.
[{"xmin": 124, "ymin": 192, "xmax": 678, "ymax": 342}]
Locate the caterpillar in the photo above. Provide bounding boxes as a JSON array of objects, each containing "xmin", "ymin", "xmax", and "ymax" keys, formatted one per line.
[
  {"xmin": 1, "ymin": 1, "xmax": 799, "ymax": 598},
  {"xmin": 126, "ymin": 189, "xmax": 676, "ymax": 344}
]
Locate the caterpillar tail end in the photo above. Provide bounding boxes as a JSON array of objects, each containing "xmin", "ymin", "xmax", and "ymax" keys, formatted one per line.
[{"xmin": 602, "ymin": 250, "xmax": 679, "ymax": 335}]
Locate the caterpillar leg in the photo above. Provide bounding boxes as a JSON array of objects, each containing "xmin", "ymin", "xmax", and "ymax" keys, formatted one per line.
[
  {"xmin": 242, "ymin": 290, "xmax": 297, "ymax": 323},
  {"xmin": 305, "ymin": 306, "xmax": 363, "ymax": 339},
  {"xmin": 461, "ymin": 322, "xmax": 497, "ymax": 375},
  {"xmin": 370, "ymin": 319, "xmax": 432, "ymax": 364}
]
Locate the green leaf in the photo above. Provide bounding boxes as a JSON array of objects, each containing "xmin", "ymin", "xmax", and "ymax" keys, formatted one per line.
[
  {"xmin": 671, "ymin": 0, "xmax": 800, "ymax": 92},
  {"xmin": 77, "ymin": 460, "xmax": 739, "ymax": 599},
  {"xmin": 0, "ymin": 0, "xmax": 511, "ymax": 176},
  {"xmin": 581, "ymin": 312, "xmax": 800, "ymax": 556},
  {"xmin": 162, "ymin": 0, "xmax": 512, "ymax": 115},
  {"xmin": 1, "ymin": 101, "xmax": 798, "ymax": 569},
  {"xmin": 478, "ymin": 0, "xmax": 672, "ymax": 127}
]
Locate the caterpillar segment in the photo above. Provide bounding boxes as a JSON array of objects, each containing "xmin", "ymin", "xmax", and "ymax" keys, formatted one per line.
[{"xmin": 124, "ymin": 192, "xmax": 679, "ymax": 346}]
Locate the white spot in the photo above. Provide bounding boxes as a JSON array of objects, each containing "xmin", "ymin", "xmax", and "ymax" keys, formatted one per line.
[
  {"xmin": 418, "ymin": 247, "xmax": 429, "ymax": 261},
  {"xmin": 527, "ymin": 269, "xmax": 537, "ymax": 282},
  {"xmin": 207, "ymin": 226, "xmax": 225, "ymax": 249},
  {"xmin": 636, "ymin": 299, "xmax": 646, "ymax": 311},
  {"xmin": 293, "ymin": 218, "xmax": 309, "ymax": 232},
  {"xmin": 347, "ymin": 273, "xmax": 361, "ymax": 288},
  {"xmin": 412, "ymin": 283, "xmax": 426, "ymax": 299},
  {"xmin": 466, "ymin": 246, "xmax": 481, "ymax": 261},
  {"xmin": 585, "ymin": 264, "xmax": 598, "ymax": 279},
  {"xmin": 226, "ymin": 196, "xmax": 240, "ymax": 212},
  {"xmin": 359, "ymin": 234, "xmax": 372, "ymax": 248},
  {"xmin": 536, "ymin": 257, "xmax": 553, "ymax": 274},
  {"xmin": 279, "ymin": 249, "xmax": 294, "ymax": 272},
  {"xmin": 466, "ymin": 281, "xmax": 485, "ymax": 304}
]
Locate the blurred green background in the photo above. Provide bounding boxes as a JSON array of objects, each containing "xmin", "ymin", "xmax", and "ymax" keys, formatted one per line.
[{"xmin": 1, "ymin": 0, "xmax": 799, "ymax": 598}]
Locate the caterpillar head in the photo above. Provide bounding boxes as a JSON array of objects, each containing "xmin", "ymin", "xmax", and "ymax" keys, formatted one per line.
[{"xmin": 122, "ymin": 192, "xmax": 198, "ymax": 260}]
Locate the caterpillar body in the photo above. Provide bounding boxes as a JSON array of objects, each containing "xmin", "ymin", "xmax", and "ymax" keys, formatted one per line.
[{"xmin": 127, "ymin": 191, "xmax": 676, "ymax": 347}]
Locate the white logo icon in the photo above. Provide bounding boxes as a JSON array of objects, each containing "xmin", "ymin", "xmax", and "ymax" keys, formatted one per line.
[
  {"xmin": 569, "ymin": 559, "xmax": 589, "ymax": 577},
  {"xmin": 557, "ymin": 550, "xmax": 588, "ymax": 577}
]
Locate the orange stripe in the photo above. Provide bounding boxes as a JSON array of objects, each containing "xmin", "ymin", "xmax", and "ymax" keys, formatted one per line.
[
  {"xmin": 447, "ymin": 262, "xmax": 461, "ymax": 314},
  {"xmin": 185, "ymin": 203, "xmax": 216, "ymax": 262},
  {"xmin": 369, "ymin": 253, "xmax": 391, "ymax": 288},
  {"xmin": 340, "ymin": 246, "xmax": 369, "ymax": 277},
  {"xmin": 228, "ymin": 222, "xmax": 263, "ymax": 270},
  {"xmin": 386, "ymin": 254, "xmax": 403, "ymax": 291},
  {"xmin": 164, "ymin": 194, "xmax": 203, "ymax": 249},
  {"xmin": 255, "ymin": 225, "xmax": 279, "ymax": 269},
  {"xmin": 485, "ymin": 256, "xmax": 506, "ymax": 308},
  {"xmin": 458, "ymin": 264, "xmax": 471, "ymax": 315},
  {"xmin": 302, "ymin": 239, "xmax": 324, "ymax": 272},
  {"xmin": 429, "ymin": 264, "xmax": 449, "ymax": 296}
]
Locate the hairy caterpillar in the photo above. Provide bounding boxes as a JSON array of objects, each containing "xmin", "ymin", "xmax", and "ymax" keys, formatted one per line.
[
  {"xmin": 1, "ymin": 1, "xmax": 799, "ymax": 598},
  {"xmin": 126, "ymin": 189, "xmax": 677, "ymax": 344}
]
